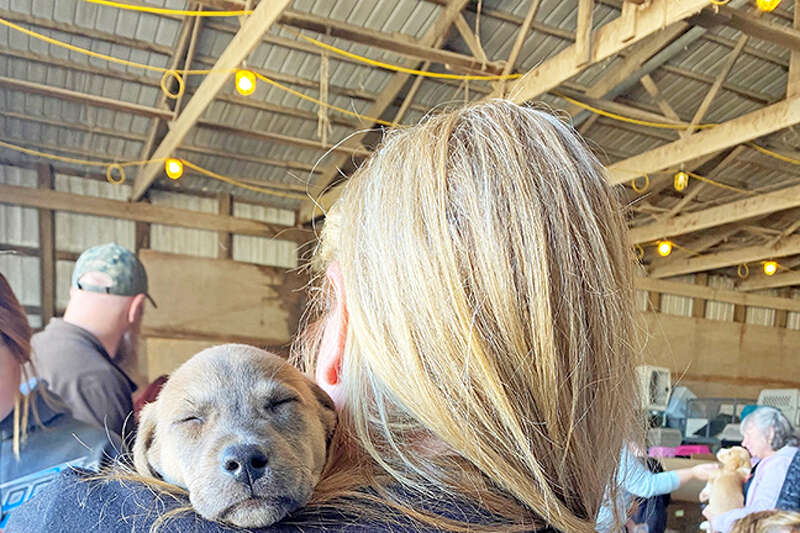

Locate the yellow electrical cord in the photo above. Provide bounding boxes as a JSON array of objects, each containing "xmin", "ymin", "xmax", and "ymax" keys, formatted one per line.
[
  {"xmin": 181, "ymin": 160, "xmax": 306, "ymax": 199},
  {"xmin": 253, "ymin": 72, "xmax": 399, "ymax": 128},
  {"xmin": 0, "ymin": 17, "xmax": 213, "ymax": 76},
  {"xmin": 291, "ymin": 31, "xmax": 522, "ymax": 81},
  {"xmin": 0, "ymin": 138, "xmax": 307, "ymax": 198},
  {"xmin": 84, "ymin": 0, "xmax": 252, "ymax": 16},
  {"xmin": 554, "ymin": 92, "xmax": 717, "ymax": 130},
  {"xmin": 709, "ymin": 0, "xmax": 731, "ymax": 5},
  {"xmin": 631, "ymin": 174, "xmax": 650, "ymax": 193},
  {"xmin": 685, "ymin": 170, "xmax": 753, "ymax": 195},
  {"xmin": 748, "ymin": 143, "xmax": 800, "ymax": 165}
]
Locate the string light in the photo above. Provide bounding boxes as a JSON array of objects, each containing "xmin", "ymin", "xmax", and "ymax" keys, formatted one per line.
[
  {"xmin": 673, "ymin": 171, "xmax": 689, "ymax": 192},
  {"xmin": 235, "ymin": 70, "xmax": 256, "ymax": 96},
  {"xmin": 165, "ymin": 158, "xmax": 184, "ymax": 180},
  {"xmin": 763, "ymin": 261, "xmax": 778, "ymax": 276},
  {"xmin": 657, "ymin": 241, "xmax": 673, "ymax": 257},
  {"xmin": 756, "ymin": 0, "xmax": 781, "ymax": 11}
]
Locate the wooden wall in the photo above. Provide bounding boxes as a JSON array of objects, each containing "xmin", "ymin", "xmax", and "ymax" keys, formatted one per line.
[
  {"xmin": 139, "ymin": 250, "xmax": 305, "ymax": 381},
  {"xmin": 640, "ymin": 312, "xmax": 800, "ymax": 399}
]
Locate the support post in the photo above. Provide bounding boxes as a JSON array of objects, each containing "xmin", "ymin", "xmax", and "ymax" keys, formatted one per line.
[{"xmin": 37, "ymin": 163, "xmax": 55, "ymax": 324}]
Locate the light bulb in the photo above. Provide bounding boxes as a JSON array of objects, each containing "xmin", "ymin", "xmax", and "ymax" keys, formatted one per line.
[
  {"xmin": 657, "ymin": 241, "xmax": 673, "ymax": 257},
  {"xmin": 764, "ymin": 261, "xmax": 778, "ymax": 276},
  {"xmin": 235, "ymin": 69, "xmax": 256, "ymax": 96},
  {"xmin": 165, "ymin": 158, "xmax": 184, "ymax": 180},
  {"xmin": 674, "ymin": 171, "xmax": 689, "ymax": 192},
  {"xmin": 756, "ymin": 0, "xmax": 781, "ymax": 12}
]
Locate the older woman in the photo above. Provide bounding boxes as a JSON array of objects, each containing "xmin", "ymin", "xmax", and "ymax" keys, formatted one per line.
[
  {"xmin": 9, "ymin": 101, "xmax": 642, "ymax": 532},
  {"xmin": 707, "ymin": 407, "xmax": 800, "ymax": 533},
  {"xmin": 0, "ymin": 273, "xmax": 120, "ymax": 528}
]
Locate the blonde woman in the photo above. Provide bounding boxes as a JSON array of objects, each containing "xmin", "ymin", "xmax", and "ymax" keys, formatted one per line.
[
  {"xmin": 8, "ymin": 101, "xmax": 641, "ymax": 532},
  {"xmin": 0, "ymin": 273, "xmax": 120, "ymax": 529}
]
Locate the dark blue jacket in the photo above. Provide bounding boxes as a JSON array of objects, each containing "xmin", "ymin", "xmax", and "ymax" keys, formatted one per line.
[
  {"xmin": 6, "ymin": 468, "xmax": 557, "ymax": 532},
  {"xmin": 0, "ymin": 384, "xmax": 121, "ymax": 528}
]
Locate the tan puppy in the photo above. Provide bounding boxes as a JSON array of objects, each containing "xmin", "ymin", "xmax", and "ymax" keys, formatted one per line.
[
  {"xmin": 699, "ymin": 446, "xmax": 752, "ymax": 516},
  {"xmin": 133, "ymin": 344, "xmax": 337, "ymax": 528}
]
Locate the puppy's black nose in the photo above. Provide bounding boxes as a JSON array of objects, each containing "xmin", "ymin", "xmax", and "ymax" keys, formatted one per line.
[{"xmin": 221, "ymin": 444, "xmax": 269, "ymax": 484}]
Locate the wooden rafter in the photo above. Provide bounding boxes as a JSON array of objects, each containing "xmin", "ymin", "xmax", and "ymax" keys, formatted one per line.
[
  {"xmin": 690, "ymin": 5, "xmax": 800, "ymax": 53},
  {"xmin": 297, "ymin": 0, "xmax": 470, "ymax": 223},
  {"xmin": 575, "ymin": 0, "xmax": 594, "ymax": 67},
  {"xmin": 649, "ymin": 235, "xmax": 800, "ymax": 278},
  {"xmin": 131, "ymin": 0, "xmax": 292, "ymax": 200},
  {"xmin": 739, "ymin": 270, "xmax": 800, "ymax": 291},
  {"xmin": 634, "ymin": 277, "xmax": 800, "ymax": 312},
  {"xmin": 790, "ymin": 0, "xmax": 800, "ymax": 99},
  {"xmin": 502, "ymin": 0, "xmax": 542, "ymax": 77},
  {"xmin": 0, "ymin": 183, "xmax": 311, "ymax": 242},
  {"xmin": 454, "ymin": 14, "xmax": 488, "ymax": 64},
  {"xmin": 609, "ymin": 96, "xmax": 800, "ymax": 185},
  {"xmin": 504, "ymin": 0, "xmax": 711, "ymax": 104}
]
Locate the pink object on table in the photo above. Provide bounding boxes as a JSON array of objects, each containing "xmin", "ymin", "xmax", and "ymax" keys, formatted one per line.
[
  {"xmin": 648, "ymin": 446, "xmax": 677, "ymax": 458},
  {"xmin": 674, "ymin": 444, "xmax": 711, "ymax": 456}
]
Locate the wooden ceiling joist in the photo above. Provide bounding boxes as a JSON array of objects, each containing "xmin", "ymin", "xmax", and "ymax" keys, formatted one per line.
[
  {"xmin": 0, "ymin": 183, "xmax": 311, "ymax": 242},
  {"xmin": 629, "ymin": 182, "xmax": 800, "ymax": 245},
  {"xmin": 739, "ymin": 270, "xmax": 800, "ymax": 292},
  {"xmin": 297, "ymin": 0, "xmax": 470, "ymax": 224},
  {"xmin": 609, "ymin": 96, "xmax": 800, "ymax": 185},
  {"xmin": 505, "ymin": 0, "xmax": 711, "ymax": 104},
  {"xmin": 0, "ymin": 77, "xmax": 173, "ymax": 120},
  {"xmin": 635, "ymin": 277, "xmax": 800, "ymax": 312},
  {"xmin": 690, "ymin": 5, "xmax": 800, "ymax": 53},
  {"xmin": 648, "ymin": 235, "xmax": 800, "ymax": 278},
  {"xmin": 130, "ymin": 0, "xmax": 292, "ymax": 200}
]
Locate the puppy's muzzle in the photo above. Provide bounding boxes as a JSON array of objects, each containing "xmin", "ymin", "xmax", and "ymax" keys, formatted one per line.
[{"xmin": 221, "ymin": 444, "xmax": 269, "ymax": 486}]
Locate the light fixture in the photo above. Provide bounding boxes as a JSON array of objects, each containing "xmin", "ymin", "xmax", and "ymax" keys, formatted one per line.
[
  {"xmin": 657, "ymin": 241, "xmax": 673, "ymax": 257},
  {"xmin": 235, "ymin": 69, "xmax": 256, "ymax": 96},
  {"xmin": 763, "ymin": 261, "xmax": 778, "ymax": 276},
  {"xmin": 673, "ymin": 171, "xmax": 689, "ymax": 192},
  {"xmin": 756, "ymin": 0, "xmax": 781, "ymax": 12},
  {"xmin": 165, "ymin": 158, "xmax": 184, "ymax": 180}
]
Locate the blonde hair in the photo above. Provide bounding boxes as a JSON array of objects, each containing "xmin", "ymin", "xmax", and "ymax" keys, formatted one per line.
[
  {"xmin": 730, "ymin": 510, "xmax": 800, "ymax": 533},
  {"xmin": 0, "ymin": 272, "xmax": 34, "ymax": 459},
  {"xmin": 293, "ymin": 100, "xmax": 641, "ymax": 532}
]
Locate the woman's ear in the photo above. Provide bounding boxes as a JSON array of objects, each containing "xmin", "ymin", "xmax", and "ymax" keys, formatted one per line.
[{"xmin": 315, "ymin": 262, "xmax": 347, "ymax": 410}]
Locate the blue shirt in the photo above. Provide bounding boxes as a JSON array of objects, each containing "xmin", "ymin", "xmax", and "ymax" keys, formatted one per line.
[
  {"xmin": 0, "ymin": 384, "xmax": 121, "ymax": 528},
  {"xmin": 596, "ymin": 447, "xmax": 680, "ymax": 532}
]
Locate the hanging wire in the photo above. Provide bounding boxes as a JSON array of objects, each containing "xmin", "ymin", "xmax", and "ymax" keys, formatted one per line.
[{"xmin": 84, "ymin": 0, "xmax": 252, "ymax": 16}]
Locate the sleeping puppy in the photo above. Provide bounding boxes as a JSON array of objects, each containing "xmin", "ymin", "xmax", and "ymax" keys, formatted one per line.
[{"xmin": 133, "ymin": 344, "xmax": 337, "ymax": 528}]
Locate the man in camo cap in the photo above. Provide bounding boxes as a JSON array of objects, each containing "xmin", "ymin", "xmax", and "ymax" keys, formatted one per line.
[{"xmin": 32, "ymin": 243, "xmax": 156, "ymax": 438}]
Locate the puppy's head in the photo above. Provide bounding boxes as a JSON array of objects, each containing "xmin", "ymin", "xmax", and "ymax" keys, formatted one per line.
[
  {"xmin": 717, "ymin": 446, "xmax": 751, "ymax": 474},
  {"xmin": 133, "ymin": 344, "xmax": 337, "ymax": 528}
]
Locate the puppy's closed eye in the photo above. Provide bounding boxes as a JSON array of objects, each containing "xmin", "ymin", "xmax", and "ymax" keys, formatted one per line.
[
  {"xmin": 176, "ymin": 415, "xmax": 204, "ymax": 425},
  {"xmin": 265, "ymin": 397, "xmax": 298, "ymax": 412}
]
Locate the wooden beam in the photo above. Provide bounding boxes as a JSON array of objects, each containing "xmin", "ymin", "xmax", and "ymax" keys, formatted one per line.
[
  {"xmin": 298, "ymin": 0, "xmax": 469, "ymax": 223},
  {"xmin": 790, "ymin": 0, "xmax": 800, "ymax": 99},
  {"xmin": 739, "ymin": 270, "xmax": 800, "ymax": 291},
  {"xmin": 0, "ymin": 77, "xmax": 173, "ymax": 120},
  {"xmin": 278, "ymin": 10, "xmax": 503, "ymax": 75},
  {"xmin": 217, "ymin": 193, "xmax": 233, "ymax": 260},
  {"xmin": 634, "ymin": 276, "xmax": 800, "ymax": 312},
  {"xmin": 692, "ymin": 273, "xmax": 708, "ymax": 318},
  {"xmin": 37, "ymin": 163, "xmax": 55, "ymax": 324},
  {"xmin": 454, "ymin": 14, "xmax": 488, "ymax": 64},
  {"xmin": 131, "ymin": 0, "xmax": 292, "ymax": 201},
  {"xmin": 733, "ymin": 302, "xmax": 747, "ymax": 323},
  {"xmin": 504, "ymin": 0, "xmax": 710, "ymax": 104},
  {"xmin": 0, "ymin": 183, "xmax": 311, "ymax": 243},
  {"xmin": 649, "ymin": 235, "xmax": 800, "ymax": 278},
  {"xmin": 687, "ymin": 34, "xmax": 748, "ymax": 133},
  {"xmin": 609, "ymin": 96, "xmax": 800, "ymax": 185},
  {"xmin": 575, "ymin": 0, "xmax": 595, "ymax": 67},
  {"xmin": 690, "ymin": 5, "xmax": 800, "ymax": 53},
  {"xmin": 503, "ymin": 0, "xmax": 542, "ymax": 76},
  {"xmin": 629, "ymin": 182, "xmax": 800, "ymax": 244}
]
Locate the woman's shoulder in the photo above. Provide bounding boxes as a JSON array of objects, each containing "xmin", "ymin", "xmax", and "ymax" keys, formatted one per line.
[{"xmin": 5, "ymin": 469, "xmax": 556, "ymax": 533}]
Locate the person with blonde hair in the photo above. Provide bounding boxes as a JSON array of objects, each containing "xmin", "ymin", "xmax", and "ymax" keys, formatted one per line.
[
  {"xmin": 0, "ymin": 273, "xmax": 120, "ymax": 528},
  {"xmin": 8, "ymin": 100, "xmax": 642, "ymax": 532},
  {"xmin": 729, "ymin": 510, "xmax": 800, "ymax": 533}
]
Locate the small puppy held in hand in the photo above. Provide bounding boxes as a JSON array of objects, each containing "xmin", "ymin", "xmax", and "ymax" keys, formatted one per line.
[
  {"xmin": 133, "ymin": 344, "xmax": 337, "ymax": 528},
  {"xmin": 699, "ymin": 446, "xmax": 752, "ymax": 516}
]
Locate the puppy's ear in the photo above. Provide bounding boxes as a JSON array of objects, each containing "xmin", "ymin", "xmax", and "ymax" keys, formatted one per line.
[
  {"xmin": 133, "ymin": 403, "xmax": 160, "ymax": 479},
  {"xmin": 309, "ymin": 382, "xmax": 337, "ymax": 443}
]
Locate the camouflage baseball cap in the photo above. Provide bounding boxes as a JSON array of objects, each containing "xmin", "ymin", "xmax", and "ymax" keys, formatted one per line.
[{"xmin": 71, "ymin": 243, "xmax": 157, "ymax": 307}]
